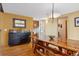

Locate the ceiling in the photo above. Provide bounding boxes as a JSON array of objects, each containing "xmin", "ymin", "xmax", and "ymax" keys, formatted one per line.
[{"xmin": 2, "ymin": 3, "xmax": 79, "ymax": 19}]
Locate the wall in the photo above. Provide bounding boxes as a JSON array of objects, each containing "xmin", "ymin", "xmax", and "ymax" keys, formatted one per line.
[
  {"xmin": 62, "ymin": 11, "xmax": 79, "ymax": 41},
  {"xmin": 45, "ymin": 11, "xmax": 79, "ymax": 41},
  {"xmin": 39, "ymin": 20, "xmax": 47, "ymax": 40},
  {"xmin": 0, "ymin": 12, "xmax": 33, "ymax": 47}
]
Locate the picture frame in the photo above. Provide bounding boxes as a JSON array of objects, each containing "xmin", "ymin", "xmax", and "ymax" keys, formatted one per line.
[
  {"xmin": 58, "ymin": 24, "xmax": 62, "ymax": 28},
  {"xmin": 13, "ymin": 18, "xmax": 26, "ymax": 28},
  {"xmin": 74, "ymin": 17, "xmax": 79, "ymax": 27}
]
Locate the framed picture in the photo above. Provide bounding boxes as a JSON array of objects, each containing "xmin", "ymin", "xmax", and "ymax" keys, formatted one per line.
[
  {"xmin": 74, "ymin": 17, "xmax": 79, "ymax": 27},
  {"xmin": 13, "ymin": 18, "xmax": 26, "ymax": 28}
]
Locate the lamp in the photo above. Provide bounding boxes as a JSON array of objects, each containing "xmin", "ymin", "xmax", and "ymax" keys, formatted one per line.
[
  {"xmin": 48, "ymin": 3, "xmax": 60, "ymax": 22},
  {"xmin": 48, "ymin": 3, "xmax": 54, "ymax": 22},
  {"xmin": 48, "ymin": 3, "xmax": 55, "ymax": 41}
]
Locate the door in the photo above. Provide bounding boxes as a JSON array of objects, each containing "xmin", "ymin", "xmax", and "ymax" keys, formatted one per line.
[
  {"xmin": 39, "ymin": 20, "xmax": 46, "ymax": 39},
  {"xmin": 0, "ymin": 30, "xmax": 1, "ymax": 45},
  {"xmin": 57, "ymin": 17, "xmax": 67, "ymax": 43}
]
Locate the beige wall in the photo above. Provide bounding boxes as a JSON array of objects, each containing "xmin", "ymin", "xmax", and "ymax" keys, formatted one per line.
[
  {"xmin": 0, "ymin": 12, "xmax": 33, "ymax": 47},
  {"xmin": 45, "ymin": 11, "xmax": 79, "ymax": 41},
  {"xmin": 64, "ymin": 11, "xmax": 79, "ymax": 40}
]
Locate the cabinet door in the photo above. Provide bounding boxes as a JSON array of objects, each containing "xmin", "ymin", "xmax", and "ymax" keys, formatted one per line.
[{"xmin": 57, "ymin": 17, "xmax": 67, "ymax": 42}]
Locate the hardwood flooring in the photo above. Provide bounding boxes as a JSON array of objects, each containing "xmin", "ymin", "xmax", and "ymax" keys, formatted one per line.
[
  {"xmin": 0, "ymin": 43, "xmax": 35, "ymax": 56},
  {"xmin": 0, "ymin": 39, "xmax": 79, "ymax": 56}
]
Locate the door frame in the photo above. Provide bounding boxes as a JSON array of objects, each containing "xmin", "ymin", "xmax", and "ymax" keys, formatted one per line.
[
  {"xmin": 0, "ymin": 29, "xmax": 1, "ymax": 45},
  {"xmin": 57, "ymin": 17, "xmax": 68, "ymax": 42}
]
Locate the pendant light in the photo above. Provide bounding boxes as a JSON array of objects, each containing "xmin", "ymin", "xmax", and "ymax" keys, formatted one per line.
[
  {"xmin": 51, "ymin": 3, "xmax": 54, "ymax": 22},
  {"xmin": 48, "ymin": 3, "xmax": 54, "ymax": 23},
  {"xmin": 46, "ymin": 3, "xmax": 54, "ymax": 24}
]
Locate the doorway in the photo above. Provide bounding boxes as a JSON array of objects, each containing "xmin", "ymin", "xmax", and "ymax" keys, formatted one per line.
[
  {"xmin": 0, "ymin": 30, "xmax": 1, "ymax": 45},
  {"xmin": 57, "ymin": 17, "xmax": 67, "ymax": 42}
]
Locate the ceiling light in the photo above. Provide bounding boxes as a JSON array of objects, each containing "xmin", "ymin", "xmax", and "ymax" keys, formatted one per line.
[{"xmin": 48, "ymin": 13, "xmax": 61, "ymax": 18}]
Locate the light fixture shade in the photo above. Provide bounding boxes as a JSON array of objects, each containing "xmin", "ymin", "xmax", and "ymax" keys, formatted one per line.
[
  {"xmin": 48, "ymin": 13, "xmax": 61, "ymax": 18},
  {"xmin": 47, "ymin": 3, "xmax": 61, "ymax": 23}
]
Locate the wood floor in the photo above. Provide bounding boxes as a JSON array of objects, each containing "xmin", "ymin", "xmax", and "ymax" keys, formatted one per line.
[{"xmin": 0, "ymin": 43, "xmax": 35, "ymax": 56}]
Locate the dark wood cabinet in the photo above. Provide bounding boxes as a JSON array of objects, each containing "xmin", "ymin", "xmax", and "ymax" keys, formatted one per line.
[
  {"xmin": 8, "ymin": 30, "xmax": 31, "ymax": 46},
  {"xmin": 0, "ymin": 3, "xmax": 4, "ymax": 12}
]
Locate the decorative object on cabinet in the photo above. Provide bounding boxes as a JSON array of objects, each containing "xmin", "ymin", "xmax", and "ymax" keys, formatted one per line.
[{"xmin": 49, "ymin": 36, "xmax": 55, "ymax": 41}]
